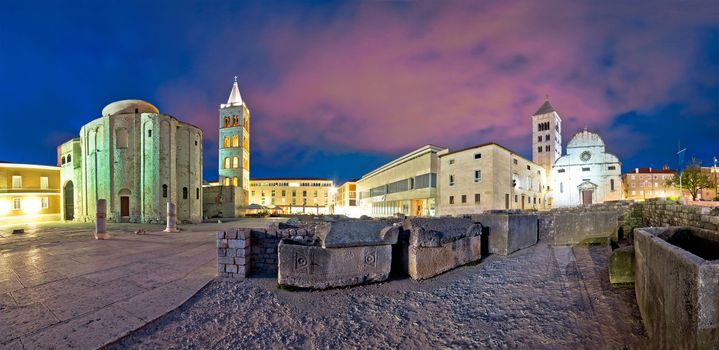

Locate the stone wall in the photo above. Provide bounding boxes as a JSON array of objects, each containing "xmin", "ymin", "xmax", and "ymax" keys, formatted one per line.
[
  {"xmin": 642, "ymin": 198, "xmax": 719, "ymax": 230},
  {"xmin": 249, "ymin": 222, "xmax": 322, "ymax": 275},
  {"xmin": 536, "ymin": 201, "xmax": 640, "ymax": 244},
  {"xmin": 217, "ymin": 228, "xmax": 251, "ymax": 279}
]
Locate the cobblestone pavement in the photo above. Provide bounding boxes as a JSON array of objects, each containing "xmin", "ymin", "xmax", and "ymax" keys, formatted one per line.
[
  {"xmin": 112, "ymin": 243, "xmax": 647, "ymax": 349},
  {"xmin": 0, "ymin": 218, "xmax": 279, "ymax": 349}
]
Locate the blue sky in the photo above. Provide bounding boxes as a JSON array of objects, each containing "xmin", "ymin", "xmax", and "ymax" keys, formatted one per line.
[{"xmin": 1, "ymin": 1, "xmax": 719, "ymax": 183}]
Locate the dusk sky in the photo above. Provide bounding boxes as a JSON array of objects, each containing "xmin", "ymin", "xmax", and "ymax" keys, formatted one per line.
[{"xmin": 2, "ymin": 1, "xmax": 719, "ymax": 183}]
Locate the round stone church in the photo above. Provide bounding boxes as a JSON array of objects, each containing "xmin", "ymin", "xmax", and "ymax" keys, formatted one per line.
[{"xmin": 58, "ymin": 100, "xmax": 203, "ymax": 223}]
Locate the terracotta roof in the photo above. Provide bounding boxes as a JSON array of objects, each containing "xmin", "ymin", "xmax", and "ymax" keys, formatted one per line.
[{"xmin": 627, "ymin": 167, "xmax": 676, "ymax": 174}]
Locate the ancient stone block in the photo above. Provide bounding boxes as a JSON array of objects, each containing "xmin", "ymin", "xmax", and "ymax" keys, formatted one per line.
[
  {"xmin": 635, "ymin": 226, "xmax": 719, "ymax": 349},
  {"xmin": 277, "ymin": 239, "xmax": 391, "ymax": 289},
  {"xmin": 608, "ymin": 246, "xmax": 634, "ymax": 285},
  {"xmin": 552, "ymin": 210, "xmax": 618, "ymax": 245},
  {"xmin": 407, "ymin": 236, "xmax": 481, "ymax": 280},
  {"xmin": 317, "ymin": 221, "xmax": 399, "ymax": 248},
  {"xmin": 218, "ymin": 257, "xmax": 234, "ymax": 265},
  {"xmin": 225, "ymin": 264, "xmax": 238, "ymax": 274},
  {"xmin": 472, "ymin": 213, "xmax": 537, "ymax": 255}
]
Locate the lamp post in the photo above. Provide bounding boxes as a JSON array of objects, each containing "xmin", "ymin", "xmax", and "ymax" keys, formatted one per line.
[
  {"xmin": 677, "ymin": 146, "xmax": 686, "ymax": 204},
  {"xmin": 714, "ymin": 156, "xmax": 718, "ymax": 200}
]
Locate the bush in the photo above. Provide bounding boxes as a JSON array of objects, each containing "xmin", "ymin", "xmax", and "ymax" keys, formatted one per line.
[{"xmin": 666, "ymin": 196, "xmax": 680, "ymax": 201}]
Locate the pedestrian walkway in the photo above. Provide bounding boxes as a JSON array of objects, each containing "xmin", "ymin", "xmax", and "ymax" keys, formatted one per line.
[{"xmin": 0, "ymin": 229, "xmax": 216, "ymax": 349}]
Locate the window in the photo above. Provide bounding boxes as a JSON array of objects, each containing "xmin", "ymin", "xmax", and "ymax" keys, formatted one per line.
[
  {"xmin": 292, "ymin": 190, "xmax": 296, "ymax": 197},
  {"xmin": 557, "ymin": 169, "xmax": 565, "ymax": 173},
  {"xmin": 449, "ymin": 196, "xmax": 454, "ymax": 204},
  {"xmin": 61, "ymin": 156, "xmax": 66, "ymax": 165},
  {"xmin": 608, "ymin": 166, "xmax": 616, "ymax": 170},
  {"xmin": 162, "ymin": 184, "xmax": 168, "ymax": 198},
  {"xmin": 147, "ymin": 129, "xmax": 152, "ymax": 138},
  {"xmin": 233, "ymin": 115, "xmax": 239, "ymax": 126},
  {"xmin": 233, "ymin": 177, "xmax": 239, "ymax": 186},
  {"xmin": 302, "ymin": 190, "xmax": 307, "ymax": 197},
  {"xmin": 632, "ymin": 190, "xmax": 636, "ymax": 195},
  {"xmin": 40, "ymin": 177, "xmax": 48, "ymax": 190},
  {"xmin": 545, "ymin": 145, "xmax": 550, "ymax": 152},
  {"xmin": 474, "ymin": 153, "xmax": 481, "ymax": 159},
  {"xmin": 12, "ymin": 197, "xmax": 21, "ymax": 210},
  {"xmin": 67, "ymin": 154, "xmax": 71, "ymax": 163},
  {"xmin": 41, "ymin": 197, "xmax": 48, "ymax": 209},
  {"xmin": 12, "ymin": 176, "xmax": 21, "ymax": 189},
  {"xmin": 232, "ymin": 135, "xmax": 239, "ymax": 147},
  {"xmin": 449, "ymin": 175, "xmax": 455, "ymax": 186},
  {"xmin": 514, "ymin": 195, "xmax": 518, "ymax": 203},
  {"xmin": 223, "ymin": 136, "xmax": 231, "ymax": 148},
  {"xmin": 182, "ymin": 187, "xmax": 188, "ymax": 199},
  {"xmin": 224, "ymin": 157, "xmax": 231, "ymax": 169},
  {"xmin": 611, "ymin": 179, "xmax": 615, "ymax": 191},
  {"xmin": 282, "ymin": 190, "xmax": 286, "ymax": 196},
  {"xmin": 513, "ymin": 158, "xmax": 518, "ymax": 165},
  {"xmin": 224, "ymin": 177, "xmax": 230, "ymax": 186},
  {"xmin": 461, "ymin": 195, "xmax": 467, "ymax": 203},
  {"xmin": 232, "ymin": 156, "xmax": 239, "ymax": 168},
  {"xmin": 582, "ymin": 167, "xmax": 590, "ymax": 172},
  {"xmin": 116, "ymin": 128, "xmax": 128, "ymax": 149},
  {"xmin": 538, "ymin": 147, "xmax": 542, "ymax": 153},
  {"xmin": 474, "ymin": 193, "xmax": 480, "ymax": 203},
  {"xmin": 224, "ymin": 116, "xmax": 231, "ymax": 128},
  {"xmin": 196, "ymin": 188, "xmax": 200, "ymax": 200},
  {"xmin": 313, "ymin": 190, "xmax": 318, "ymax": 197},
  {"xmin": 537, "ymin": 136, "xmax": 542, "ymax": 142},
  {"xmin": 527, "ymin": 165, "xmax": 531, "ymax": 170},
  {"xmin": 560, "ymin": 182, "xmax": 564, "ymax": 193},
  {"xmin": 512, "ymin": 173, "xmax": 519, "ymax": 188},
  {"xmin": 474, "ymin": 170, "xmax": 481, "ymax": 182},
  {"xmin": 449, "ymin": 159, "xmax": 455, "ymax": 165},
  {"xmin": 545, "ymin": 134, "xmax": 550, "ymax": 141}
]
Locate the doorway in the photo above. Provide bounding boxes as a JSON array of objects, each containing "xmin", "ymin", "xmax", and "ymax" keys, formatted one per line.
[
  {"xmin": 63, "ymin": 181, "xmax": 74, "ymax": 220},
  {"xmin": 521, "ymin": 195, "xmax": 525, "ymax": 210},
  {"xmin": 120, "ymin": 196, "xmax": 130, "ymax": 217},
  {"xmin": 582, "ymin": 190, "xmax": 593, "ymax": 206}
]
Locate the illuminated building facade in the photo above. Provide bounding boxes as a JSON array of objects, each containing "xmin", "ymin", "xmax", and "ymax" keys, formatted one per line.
[
  {"xmin": 249, "ymin": 178, "xmax": 333, "ymax": 214},
  {"xmin": 0, "ymin": 163, "xmax": 61, "ymax": 223},
  {"xmin": 330, "ymin": 180, "xmax": 361, "ymax": 217},
  {"xmin": 59, "ymin": 99, "xmax": 203, "ymax": 223},
  {"xmin": 623, "ymin": 167, "xmax": 677, "ymax": 201},
  {"xmin": 437, "ymin": 143, "xmax": 547, "ymax": 215},
  {"xmin": 357, "ymin": 145, "xmax": 444, "ymax": 217}
]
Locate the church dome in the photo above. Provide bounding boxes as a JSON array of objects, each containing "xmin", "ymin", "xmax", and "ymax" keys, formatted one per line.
[
  {"xmin": 567, "ymin": 128, "xmax": 605, "ymax": 148},
  {"xmin": 102, "ymin": 100, "xmax": 159, "ymax": 117}
]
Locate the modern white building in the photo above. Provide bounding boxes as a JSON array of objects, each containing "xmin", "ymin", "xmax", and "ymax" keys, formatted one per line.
[{"xmin": 550, "ymin": 129, "xmax": 622, "ymax": 207}]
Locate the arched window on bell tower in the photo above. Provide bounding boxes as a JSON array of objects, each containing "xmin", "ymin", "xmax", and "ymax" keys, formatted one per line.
[
  {"xmin": 223, "ymin": 136, "xmax": 230, "ymax": 148},
  {"xmin": 224, "ymin": 157, "xmax": 231, "ymax": 169},
  {"xmin": 232, "ymin": 135, "xmax": 239, "ymax": 147},
  {"xmin": 224, "ymin": 116, "xmax": 230, "ymax": 128}
]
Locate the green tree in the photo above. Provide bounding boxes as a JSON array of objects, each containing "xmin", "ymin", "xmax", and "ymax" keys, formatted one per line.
[{"xmin": 666, "ymin": 158, "xmax": 716, "ymax": 201}]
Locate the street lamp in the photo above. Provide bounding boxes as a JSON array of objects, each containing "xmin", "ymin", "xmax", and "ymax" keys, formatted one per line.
[
  {"xmin": 677, "ymin": 146, "xmax": 686, "ymax": 204},
  {"xmin": 714, "ymin": 156, "xmax": 718, "ymax": 200}
]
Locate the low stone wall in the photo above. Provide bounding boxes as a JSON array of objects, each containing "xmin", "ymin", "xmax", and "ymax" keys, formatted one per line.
[
  {"xmin": 634, "ymin": 226, "xmax": 719, "ymax": 348},
  {"xmin": 250, "ymin": 222, "xmax": 321, "ymax": 275},
  {"xmin": 217, "ymin": 229, "xmax": 251, "ymax": 279},
  {"xmin": 472, "ymin": 213, "xmax": 537, "ymax": 255},
  {"xmin": 642, "ymin": 198, "xmax": 719, "ymax": 230},
  {"xmin": 536, "ymin": 200, "xmax": 639, "ymax": 244}
]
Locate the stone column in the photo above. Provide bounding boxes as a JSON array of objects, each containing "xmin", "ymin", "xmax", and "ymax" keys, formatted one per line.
[
  {"xmin": 95, "ymin": 199, "xmax": 109, "ymax": 240},
  {"xmin": 164, "ymin": 202, "xmax": 179, "ymax": 233}
]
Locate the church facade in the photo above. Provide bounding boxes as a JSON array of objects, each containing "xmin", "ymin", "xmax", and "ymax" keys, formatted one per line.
[
  {"xmin": 59, "ymin": 99, "xmax": 203, "ymax": 223},
  {"xmin": 549, "ymin": 129, "xmax": 623, "ymax": 207}
]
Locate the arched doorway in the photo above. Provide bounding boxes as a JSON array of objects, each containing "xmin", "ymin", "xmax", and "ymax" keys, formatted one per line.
[
  {"xmin": 118, "ymin": 188, "xmax": 131, "ymax": 219},
  {"xmin": 63, "ymin": 181, "xmax": 74, "ymax": 220}
]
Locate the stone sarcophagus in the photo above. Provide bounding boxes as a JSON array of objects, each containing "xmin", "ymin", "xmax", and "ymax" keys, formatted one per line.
[
  {"xmin": 277, "ymin": 220, "xmax": 399, "ymax": 289},
  {"xmin": 472, "ymin": 212, "xmax": 537, "ymax": 255},
  {"xmin": 402, "ymin": 217, "xmax": 483, "ymax": 280},
  {"xmin": 634, "ymin": 227, "xmax": 719, "ymax": 349}
]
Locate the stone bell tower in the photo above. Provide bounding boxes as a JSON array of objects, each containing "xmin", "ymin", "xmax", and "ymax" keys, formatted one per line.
[
  {"xmin": 531, "ymin": 98, "xmax": 562, "ymax": 178},
  {"xmin": 218, "ymin": 76, "xmax": 250, "ymax": 193}
]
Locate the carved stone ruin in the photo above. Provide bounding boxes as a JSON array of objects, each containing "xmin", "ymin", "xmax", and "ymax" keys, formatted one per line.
[
  {"xmin": 472, "ymin": 212, "xmax": 537, "ymax": 255},
  {"xmin": 95, "ymin": 199, "xmax": 108, "ymax": 240}
]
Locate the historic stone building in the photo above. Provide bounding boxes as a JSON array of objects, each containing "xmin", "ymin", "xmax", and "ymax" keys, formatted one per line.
[
  {"xmin": 59, "ymin": 99, "xmax": 203, "ymax": 223},
  {"xmin": 0, "ymin": 162, "xmax": 61, "ymax": 224},
  {"xmin": 623, "ymin": 167, "xmax": 677, "ymax": 201},
  {"xmin": 550, "ymin": 129, "xmax": 622, "ymax": 207},
  {"xmin": 249, "ymin": 178, "xmax": 333, "ymax": 214},
  {"xmin": 437, "ymin": 143, "xmax": 547, "ymax": 215},
  {"xmin": 203, "ymin": 78, "xmax": 250, "ymax": 218},
  {"xmin": 531, "ymin": 100, "xmax": 562, "ymax": 179}
]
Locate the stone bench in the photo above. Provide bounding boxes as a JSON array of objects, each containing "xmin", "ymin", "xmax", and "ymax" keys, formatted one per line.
[
  {"xmin": 472, "ymin": 213, "xmax": 537, "ymax": 255},
  {"xmin": 401, "ymin": 217, "xmax": 483, "ymax": 280},
  {"xmin": 635, "ymin": 226, "xmax": 719, "ymax": 348}
]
